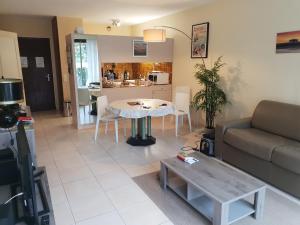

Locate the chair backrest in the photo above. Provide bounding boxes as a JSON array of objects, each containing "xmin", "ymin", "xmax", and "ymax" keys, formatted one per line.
[
  {"xmin": 175, "ymin": 92, "xmax": 190, "ymax": 113},
  {"xmin": 173, "ymin": 86, "xmax": 191, "ymax": 103},
  {"xmin": 77, "ymin": 88, "xmax": 90, "ymax": 106},
  {"xmin": 97, "ymin": 95, "xmax": 109, "ymax": 118},
  {"xmin": 175, "ymin": 86, "xmax": 190, "ymax": 94}
]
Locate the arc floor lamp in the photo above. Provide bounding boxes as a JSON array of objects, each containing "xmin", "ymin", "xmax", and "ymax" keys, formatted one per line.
[
  {"xmin": 143, "ymin": 26, "xmax": 192, "ymax": 42},
  {"xmin": 143, "ymin": 25, "xmax": 206, "ymax": 66}
]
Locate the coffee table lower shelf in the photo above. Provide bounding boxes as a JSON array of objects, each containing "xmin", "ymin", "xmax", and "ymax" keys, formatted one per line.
[{"xmin": 165, "ymin": 174, "xmax": 257, "ymax": 225}]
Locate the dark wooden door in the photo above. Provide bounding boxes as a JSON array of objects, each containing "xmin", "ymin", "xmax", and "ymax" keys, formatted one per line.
[{"xmin": 18, "ymin": 37, "xmax": 56, "ymax": 111}]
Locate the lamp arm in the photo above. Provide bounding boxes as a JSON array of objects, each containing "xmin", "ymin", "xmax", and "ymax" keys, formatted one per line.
[
  {"xmin": 154, "ymin": 26, "xmax": 192, "ymax": 40},
  {"xmin": 154, "ymin": 25, "xmax": 206, "ymax": 68}
]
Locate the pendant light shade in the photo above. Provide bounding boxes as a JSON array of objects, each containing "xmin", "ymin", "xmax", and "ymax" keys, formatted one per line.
[{"xmin": 143, "ymin": 29, "xmax": 166, "ymax": 42}]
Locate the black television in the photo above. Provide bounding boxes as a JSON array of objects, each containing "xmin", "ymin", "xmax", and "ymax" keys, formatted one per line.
[{"xmin": 16, "ymin": 123, "xmax": 39, "ymax": 225}]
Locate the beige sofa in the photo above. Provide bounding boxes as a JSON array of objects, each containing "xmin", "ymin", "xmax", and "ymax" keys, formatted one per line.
[{"xmin": 216, "ymin": 100, "xmax": 300, "ymax": 198}]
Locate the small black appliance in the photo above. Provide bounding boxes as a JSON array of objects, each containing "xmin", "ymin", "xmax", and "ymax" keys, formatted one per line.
[
  {"xmin": 200, "ymin": 133, "xmax": 215, "ymax": 156},
  {"xmin": 0, "ymin": 78, "xmax": 24, "ymax": 128}
]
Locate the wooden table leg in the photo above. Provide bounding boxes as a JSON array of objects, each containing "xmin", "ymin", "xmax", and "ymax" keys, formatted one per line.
[
  {"xmin": 160, "ymin": 162, "xmax": 168, "ymax": 189},
  {"xmin": 254, "ymin": 188, "xmax": 266, "ymax": 220},
  {"xmin": 213, "ymin": 201, "xmax": 229, "ymax": 225}
]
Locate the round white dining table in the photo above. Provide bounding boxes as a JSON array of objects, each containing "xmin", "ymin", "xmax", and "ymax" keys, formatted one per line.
[{"xmin": 110, "ymin": 99, "xmax": 174, "ymax": 146}]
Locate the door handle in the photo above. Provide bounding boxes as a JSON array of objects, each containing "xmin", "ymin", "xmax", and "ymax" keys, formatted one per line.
[{"xmin": 46, "ymin": 74, "xmax": 51, "ymax": 82}]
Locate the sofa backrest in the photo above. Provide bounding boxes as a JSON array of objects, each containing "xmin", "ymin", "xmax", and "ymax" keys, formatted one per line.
[{"xmin": 252, "ymin": 100, "xmax": 300, "ymax": 141}]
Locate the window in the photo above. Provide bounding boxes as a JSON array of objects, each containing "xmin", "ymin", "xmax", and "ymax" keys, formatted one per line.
[
  {"xmin": 74, "ymin": 40, "xmax": 88, "ymax": 87},
  {"xmin": 74, "ymin": 38, "xmax": 99, "ymax": 87}
]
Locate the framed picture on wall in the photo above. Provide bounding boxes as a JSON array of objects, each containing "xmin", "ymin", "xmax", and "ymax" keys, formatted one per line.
[
  {"xmin": 191, "ymin": 22, "xmax": 209, "ymax": 58},
  {"xmin": 276, "ymin": 30, "xmax": 300, "ymax": 53},
  {"xmin": 133, "ymin": 40, "xmax": 148, "ymax": 57}
]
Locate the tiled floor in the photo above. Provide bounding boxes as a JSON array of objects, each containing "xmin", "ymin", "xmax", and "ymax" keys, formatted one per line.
[
  {"xmin": 34, "ymin": 111, "xmax": 199, "ymax": 225},
  {"xmin": 79, "ymin": 106, "xmax": 97, "ymax": 125}
]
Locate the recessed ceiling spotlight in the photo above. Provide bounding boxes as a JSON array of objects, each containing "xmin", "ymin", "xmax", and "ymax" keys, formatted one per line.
[
  {"xmin": 112, "ymin": 19, "xmax": 121, "ymax": 27},
  {"xmin": 106, "ymin": 26, "xmax": 112, "ymax": 32}
]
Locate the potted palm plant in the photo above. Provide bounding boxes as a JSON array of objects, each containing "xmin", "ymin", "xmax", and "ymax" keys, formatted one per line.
[{"xmin": 192, "ymin": 57, "xmax": 228, "ymax": 136}]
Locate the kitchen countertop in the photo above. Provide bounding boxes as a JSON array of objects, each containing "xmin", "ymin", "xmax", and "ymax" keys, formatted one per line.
[
  {"xmin": 103, "ymin": 84, "xmax": 171, "ymax": 89},
  {"xmin": 102, "ymin": 84, "xmax": 172, "ymax": 102}
]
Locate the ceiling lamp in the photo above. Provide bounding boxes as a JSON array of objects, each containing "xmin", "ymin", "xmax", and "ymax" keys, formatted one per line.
[
  {"xmin": 106, "ymin": 19, "xmax": 120, "ymax": 32},
  {"xmin": 143, "ymin": 25, "xmax": 207, "ymax": 67},
  {"xmin": 112, "ymin": 19, "xmax": 121, "ymax": 27},
  {"xmin": 143, "ymin": 29, "xmax": 166, "ymax": 42},
  {"xmin": 143, "ymin": 26, "xmax": 191, "ymax": 43}
]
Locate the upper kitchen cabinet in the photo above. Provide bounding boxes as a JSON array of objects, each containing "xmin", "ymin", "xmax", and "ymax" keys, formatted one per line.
[
  {"xmin": 0, "ymin": 30, "xmax": 22, "ymax": 79},
  {"xmin": 97, "ymin": 35, "xmax": 173, "ymax": 63}
]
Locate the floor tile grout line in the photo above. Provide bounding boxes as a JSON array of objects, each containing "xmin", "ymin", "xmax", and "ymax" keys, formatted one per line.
[
  {"xmin": 33, "ymin": 112, "xmax": 187, "ymax": 225},
  {"xmin": 93, "ymin": 141, "xmax": 172, "ymax": 225},
  {"xmin": 43, "ymin": 116, "xmax": 77, "ymax": 225},
  {"xmin": 71, "ymin": 125, "xmax": 168, "ymax": 225},
  {"xmin": 75, "ymin": 138, "xmax": 129, "ymax": 225}
]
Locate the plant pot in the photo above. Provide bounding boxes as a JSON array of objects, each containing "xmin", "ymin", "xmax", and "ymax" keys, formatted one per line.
[
  {"xmin": 203, "ymin": 127, "xmax": 215, "ymax": 140},
  {"xmin": 204, "ymin": 127, "xmax": 215, "ymax": 134}
]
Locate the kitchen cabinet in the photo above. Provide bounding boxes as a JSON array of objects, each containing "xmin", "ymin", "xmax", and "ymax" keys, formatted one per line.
[
  {"xmin": 102, "ymin": 84, "xmax": 172, "ymax": 103},
  {"xmin": 97, "ymin": 35, "xmax": 173, "ymax": 63},
  {"xmin": 0, "ymin": 30, "xmax": 22, "ymax": 79},
  {"xmin": 102, "ymin": 86, "xmax": 152, "ymax": 102},
  {"xmin": 152, "ymin": 85, "xmax": 172, "ymax": 101}
]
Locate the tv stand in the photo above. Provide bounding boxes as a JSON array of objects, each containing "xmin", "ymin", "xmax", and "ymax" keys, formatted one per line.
[
  {"xmin": 0, "ymin": 167, "xmax": 55, "ymax": 225},
  {"xmin": 0, "ymin": 125, "xmax": 37, "ymax": 166}
]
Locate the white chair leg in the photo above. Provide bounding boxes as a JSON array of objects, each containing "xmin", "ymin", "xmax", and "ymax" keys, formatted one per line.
[
  {"xmin": 181, "ymin": 115, "xmax": 184, "ymax": 125},
  {"xmin": 114, "ymin": 119, "xmax": 119, "ymax": 143},
  {"xmin": 123, "ymin": 118, "xmax": 126, "ymax": 137},
  {"xmin": 94, "ymin": 119, "xmax": 100, "ymax": 141},
  {"xmin": 105, "ymin": 121, "xmax": 108, "ymax": 134},
  {"xmin": 175, "ymin": 115, "xmax": 178, "ymax": 136},
  {"xmin": 187, "ymin": 112, "xmax": 192, "ymax": 132},
  {"xmin": 162, "ymin": 116, "xmax": 165, "ymax": 131},
  {"xmin": 83, "ymin": 106, "xmax": 86, "ymax": 116}
]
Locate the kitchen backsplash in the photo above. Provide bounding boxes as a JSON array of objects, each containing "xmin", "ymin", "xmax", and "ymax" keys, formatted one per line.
[{"xmin": 101, "ymin": 62, "xmax": 172, "ymax": 81}]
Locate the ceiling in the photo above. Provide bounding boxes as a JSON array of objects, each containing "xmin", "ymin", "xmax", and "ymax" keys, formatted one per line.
[{"xmin": 0, "ymin": 0, "xmax": 213, "ymax": 25}]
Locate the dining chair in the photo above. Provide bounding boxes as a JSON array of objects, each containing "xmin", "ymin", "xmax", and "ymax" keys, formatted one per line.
[
  {"xmin": 94, "ymin": 95, "xmax": 126, "ymax": 143},
  {"xmin": 162, "ymin": 86, "xmax": 192, "ymax": 136},
  {"xmin": 78, "ymin": 87, "xmax": 92, "ymax": 115},
  {"xmin": 174, "ymin": 86, "xmax": 191, "ymax": 95}
]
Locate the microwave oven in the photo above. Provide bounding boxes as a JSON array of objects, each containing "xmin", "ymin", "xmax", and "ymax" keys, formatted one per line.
[{"xmin": 148, "ymin": 72, "xmax": 169, "ymax": 85}]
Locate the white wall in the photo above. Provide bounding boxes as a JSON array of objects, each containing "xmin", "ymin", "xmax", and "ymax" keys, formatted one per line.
[
  {"xmin": 97, "ymin": 35, "xmax": 173, "ymax": 63},
  {"xmin": 83, "ymin": 21, "xmax": 132, "ymax": 36},
  {"xmin": 132, "ymin": 0, "xmax": 300, "ymax": 126}
]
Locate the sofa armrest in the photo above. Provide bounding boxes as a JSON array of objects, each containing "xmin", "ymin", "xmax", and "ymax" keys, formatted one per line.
[
  {"xmin": 217, "ymin": 117, "xmax": 252, "ymax": 135},
  {"xmin": 215, "ymin": 117, "xmax": 251, "ymax": 159}
]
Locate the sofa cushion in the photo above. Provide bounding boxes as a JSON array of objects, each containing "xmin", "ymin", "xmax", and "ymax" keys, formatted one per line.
[
  {"xmin": 224, "ymin": 128, "xmax": 286, "ymax": 161},
  {"xmin": 251, "ymin": 100, "xmax": 300, "ymax": 142},
  {"xmin": 272, "ymin": 142, "xmax": 300, "ymax": 175}
]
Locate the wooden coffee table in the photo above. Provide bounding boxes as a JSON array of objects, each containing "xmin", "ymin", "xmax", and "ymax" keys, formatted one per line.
[{"xmin": 160, "ymin": 152, "xmax": 266, "ymax": 225}]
